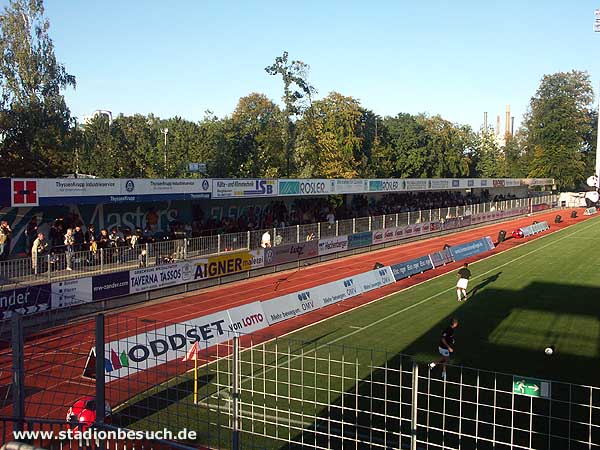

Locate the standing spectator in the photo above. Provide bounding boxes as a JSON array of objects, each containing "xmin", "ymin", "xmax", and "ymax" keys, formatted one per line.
[
  {"xmin": 24, "ymin": 217, "xmax": 39, "ymax": 255},
  {"xmin": 261, "ymin": 230, "xmax": 271, "ymax": 248},
  {"xmin": 64, "ymin": 228, "xmax": 75, "ymax": 271},
  {"xmin": 326, "ymin": 209, "xmax": 336, "ymax": 225},
  {"xmin": 31, "ymin": 232, "xmax": 48, "ymax": 275},
  {"xmin": 97, "ymin": 229, "xmax": 110, "ymax": 250},
  {"xmin": 84, "ymin": 224, "xmax": 96, "ymax": 245},
  {"xmin": 0, "ymin": 220, "xmax": 12, "ymax": 260},
  {"xmin": 73, "ymin": 225, "xmax": 85, "ymax": 252}
]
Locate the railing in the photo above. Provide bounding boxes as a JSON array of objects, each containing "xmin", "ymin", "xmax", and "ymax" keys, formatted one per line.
[{"xmin": 0, "ymin": 195, "xmax": 555, "ymax": 289}]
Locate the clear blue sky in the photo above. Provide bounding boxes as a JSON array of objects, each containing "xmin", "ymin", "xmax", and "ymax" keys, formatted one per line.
[{"xmin": 19, "ymin": 1, "xmax": 600, "ymax": 130}]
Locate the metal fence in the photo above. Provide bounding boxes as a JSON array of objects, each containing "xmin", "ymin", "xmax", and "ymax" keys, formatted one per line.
[
  {"xmin": 0, "ymin": 195, "xmax": 555, "ymax": 289},
  {"xmin": 3, "ymin": 308, "xmax": 596, "ymax": 450},
  {"xmin": 113, "ymin": 322, "xmax": 598, "ymax": 450}
]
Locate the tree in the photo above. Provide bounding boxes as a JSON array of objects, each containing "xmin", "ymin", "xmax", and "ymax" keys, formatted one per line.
[
  {"xmin": 0, "ymin": 0, "xmax": 75, "ymax": 176},
  {"xmin": 472, "ymin": 128, "xmax": 504, "ymax": 177},
  {"xmin": 265, "ymin": 51, "xmax": 316, "ymax": 176},
  {"xmin": 296, "ymin": 92, "xmax": 362, "ymax": 178},
  {"xmin": 230, "ymin": 93, "xmax": 286, "ymax": 177},
  {"xmin": 522, "ymin": 70, "xmax": 594, "ymax": 188}
]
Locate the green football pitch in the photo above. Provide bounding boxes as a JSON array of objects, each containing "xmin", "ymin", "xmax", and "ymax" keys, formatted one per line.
[
  {"xmin": 275, "ymin": 213, "xmax": 600, "ymax": 386},
  {"xmin": 120, "ymin": 215, "xmax": 600, "ymax": 448}
]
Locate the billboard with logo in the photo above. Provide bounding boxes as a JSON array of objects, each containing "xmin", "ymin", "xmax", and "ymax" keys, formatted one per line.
[
  {"xmin": 192, "ymin": 250, "xmax": 264, "ymax": 280},
  {"xmin": 390, "ymin": 255, "xmax": 434, "ymax": 281},
  {"xmin": 92, "ymin": 272, "xmax": 130, "ymax": 300},
  {"xmin": 130, "ymin": 261, "xmax": 195, "ymax": 294},
  {"xmin": 278, "ymin": 179, "xmax": 335, "ymax": 196},
  {"xmin": 348, "ymin": 231, "xmax": 373, "ymax": 249},
  {"xmin": 0, "ymin": 284, "xmax": 51, "ymax": 320},
  {"xmin": 353, "ymin": 267, "xmax": 395, "ymax": 292},
  {"xmin": 121, "ymin": 179, "xmax": 211, "ymax": 199},
  {"xmin": 318, "ymin": 235, "xmax": 349, "ymax": 256},
  {"xmin": 51, "ymin": 278, "xmax": 93, "ymax": 309},
  {"xmin": 335, "ymin": 179, "xmax": 368, "ymax": 194},
  {"xmin": 11, "ymin": 179, "xmax": 39, "ymax": 207},
  {"xmin": 368, "ymin": 179, "xmax": 404, "ymax": 193},
  {"xmin": 104, "ymin": 309, "xmax": 233, "ymax": 381},
  {"xmin": 267, "ymin": 241, "xmax": 318, "ymax": 265},
  {"xmin": 212, "ymin": 179, "xmax": 278, "ymax": 198}
]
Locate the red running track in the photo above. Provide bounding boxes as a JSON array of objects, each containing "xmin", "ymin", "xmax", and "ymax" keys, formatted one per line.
[{"xmin": 0, "ymin": 209, "xmax": 592, "ymax": 423}]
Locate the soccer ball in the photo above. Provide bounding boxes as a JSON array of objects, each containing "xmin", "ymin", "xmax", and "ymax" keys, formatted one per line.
[{"xmin": 544, "ymin": 347, "xmax": 553, "ymax": 355}]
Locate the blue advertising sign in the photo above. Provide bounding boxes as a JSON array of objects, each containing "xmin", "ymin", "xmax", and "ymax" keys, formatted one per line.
[
  {"xmin": 0, "ymin": 284, "xmax": 52, "ymax": 320},
  {"xmin": 92, "ymin": 271, "xmax": 130, "ymax": 300},
  {"xmin": 348, "ymin": 231, "xmax": 373, "ymax": 249},
  {"xmin": 390, "ymin": 255, "xmax": 434, "ymax": 281},
  {"xmin": 449, "ymin": 237, "xmax": 494, "ymax": 262}
]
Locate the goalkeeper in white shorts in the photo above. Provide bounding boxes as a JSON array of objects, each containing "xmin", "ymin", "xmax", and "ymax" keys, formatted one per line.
[{"xmin": 456, "ymin": 263, "xmax": 471, "ymax": 302}]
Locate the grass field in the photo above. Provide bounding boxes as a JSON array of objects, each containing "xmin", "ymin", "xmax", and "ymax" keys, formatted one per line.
[{"xmin": 118, "ymin": 215, "xmax": 600, "ymax": 449}]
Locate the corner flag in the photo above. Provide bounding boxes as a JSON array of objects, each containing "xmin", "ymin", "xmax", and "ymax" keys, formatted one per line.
[
  {"xmin": 182, "ymin": 342, "xmax": 200, "ymax": 404},
  {"xmin": 182, "ymin": 342, "xmax": 199, "ymax": 361}
]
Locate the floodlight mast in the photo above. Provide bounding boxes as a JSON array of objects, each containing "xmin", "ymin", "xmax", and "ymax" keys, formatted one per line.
[{"xmin": 594, "ymin": 10, "xmax": 600, "ymax": 188}]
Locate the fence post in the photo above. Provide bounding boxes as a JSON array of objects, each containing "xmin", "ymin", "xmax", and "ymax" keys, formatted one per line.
[
  {"xmin": 183, "ymin": 238, "xmax": 188, "ymax": 260},
  {"xmin": 395, "ymin": 213, "xmax": 399, "ymax": 227},
  {"xmin": 232, "ymin": 336, "xmax": 240, "ymax": 450},
  {"xmin": 217, "ymin": 234, "xmax": 221, "ymax": 253},
  {"xmin": 368, "ymin": 216, "xmax": 372, "ymax": 231},
  {"xmin": 419, "ymin": 210, "xmax": 422, "ymax": 223},
  {"xmin": 95, "ymin": 313, "xmax": 106, "ymax": 449},
  {"xmin": 100, "ymin": 248, "xmax": 104, "ymax": 273},
  {"xmin": 317, "ymin": 222, "xmax": 321, "ymax": 239},
  {"xmin": 352, "ymin": 218, "xmax": 356, "ymax": 234},
  {"xmin": 11, "ymin": 313, "xmax": 25, "ymax": 433},
  {"xmin": 47, "ymin": 254, "xmax": 51, "ymax": 281},
  {"xmin": 145, "ymin": 243, "xmax": 149, "ymax": 267},
  {"xmin": 411, "ymin": 361, "xmax": 419, "ymax": 450},
  {"xmin": 247, "ymin": 231, "xmax": 251, "ymax": 250},
  {"xmin": 408, "ymin": 211, "xmax": 411, "ymax": 225},
  {"xmin": 296, "ymin": 225, "xmax": 300, "ymax": 243},
  {"xmin": 335, "ymin": 220, "xmax": 339, "ymax": 237}
]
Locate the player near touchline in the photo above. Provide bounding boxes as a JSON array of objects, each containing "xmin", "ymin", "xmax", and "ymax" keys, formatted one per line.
[
  {"xmin": 456, "ymin": 262, "xmax": 471, "ymax": 302},
  {"xmin": 429, "ymin": 318, "xmax": 459, "ymax": 380}
]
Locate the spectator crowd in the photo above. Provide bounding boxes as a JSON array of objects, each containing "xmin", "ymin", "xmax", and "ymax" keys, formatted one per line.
[{"xmin": 0, "ymin": 189, "xmax": 521, "ymax": 273}]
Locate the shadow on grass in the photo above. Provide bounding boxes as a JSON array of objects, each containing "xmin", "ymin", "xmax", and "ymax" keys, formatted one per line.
[{"xmin": 276, "ymin": 281, "xmax": 600, "ymax": 450}]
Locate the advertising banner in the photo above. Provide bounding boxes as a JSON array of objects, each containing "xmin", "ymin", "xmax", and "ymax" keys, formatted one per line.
[
  {"xmin": 278, "ymin": 179, "xmax": 335, "ymax": 196},
  {"xmin": 192, "ymin": 250, "xmax": 264, "ymax": 280},
  {"xmin": 318, "ymin": 235, "xmax": 349, "ymax": 255},
  {"xmin": 226, "ymin": 301, "xmax": 269, "ymax": 335},
  {"xmin": 429, "ymin": 179, "xmax": 450, "ymax": 190},
  {"xmin": 429, "ymin": 249, "xmax": 453, "ymax": 268},
  {"xmin": 267, "ymin": 241, "xmax": 318, "ymax": 265},
  {"xmin": 372, "ymin": 227, "xmax": 398, "ymax": 245},
  {"xmin": 335, "ymin": 179, "xmax": 368, "ymax": 194},
  {"xmin": 310, "ymin": 276, "xmax": 362, "ymax": 307},
  {"xmin": 261, "ymin": 293, "xmax": 303, "ymax": 325},
  {"xmin": 104, "ymin": 309, "xmax": 232, "ymax": 382},
  {"xmin": 348, "ymin": 231, "xmax": 373, "ymax": 249},
  {"xmin": 353, "ymin": 267, "xmax": 395, "ymax": 292},
  {"xmin": 368, "ymin": 179, "xmax": 404, "ymax": 193},
  {"xmin": 212, "ymin": 179, "xmax": 277, "ymax": 198},
  {"xmin": 390, "ymin": 255, "xmax": 434, "ymax": 281},
  {"xmin": 93, "ymin": 271, "xmax": 130, "ymax": 300},
  {"xmin": 0, "ymin": 284, "xmax": 51, "ymax": 320},
  {"xmin": 120, "ymin": 179, "xmax": 211, "ymax": 199},
  {"xmin": 130, "ymin": 261, "xmax": 195, "ymax": 294},
  {"xmin": 51, "ymin": 278, "xmax": 93, "ymax": 310},
  {"xmin": 449, "ymin": 237, "xmax": 495, "ymax": 261},
  {"xmin": 405, "ymin": 179, "xmax": 429, "ymax": 191},
  {"xmin": 38, "ymin": 178, "xmax": 118, "ymax": 199}
]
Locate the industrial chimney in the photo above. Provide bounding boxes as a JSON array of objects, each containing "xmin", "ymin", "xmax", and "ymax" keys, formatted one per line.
[{"xmin": 505, "ymin": 105, "xmax": 511, "ymax": 138}]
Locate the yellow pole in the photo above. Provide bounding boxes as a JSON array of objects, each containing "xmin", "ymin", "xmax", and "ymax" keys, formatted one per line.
[{"xmin": 194, "ymin": 355, "xmax": 198, "ymax": 405}]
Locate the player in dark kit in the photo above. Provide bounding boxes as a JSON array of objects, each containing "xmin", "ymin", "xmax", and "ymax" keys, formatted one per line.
[
  {"xmin": 429, "ymin": 318, "xmax": 459, "ymax": 380},
  {"xmin": 456, "ymin": 263, "xmax": 471, "ymax": 301}
]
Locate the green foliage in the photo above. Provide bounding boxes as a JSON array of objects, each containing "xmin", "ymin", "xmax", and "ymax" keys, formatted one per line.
[
  {"xmin": 522, "ymin": 70, "xmax": 595, "ymax": 188},
  {"xmin": 0, "ymin": 0, "xmax": 75, "ymax": 176}
]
